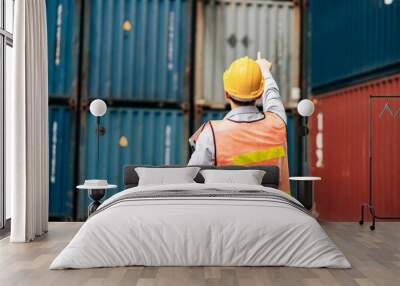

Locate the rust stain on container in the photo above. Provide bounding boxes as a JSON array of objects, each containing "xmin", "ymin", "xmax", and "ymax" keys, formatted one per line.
[{"xmin": 309, "ymin": 74, "xmax": 400, "ymax": 221}]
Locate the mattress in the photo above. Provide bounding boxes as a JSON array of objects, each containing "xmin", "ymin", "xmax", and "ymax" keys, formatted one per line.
[{"xmin": 50, "ymin": 183, "xmax": 351, "ymax": 269}]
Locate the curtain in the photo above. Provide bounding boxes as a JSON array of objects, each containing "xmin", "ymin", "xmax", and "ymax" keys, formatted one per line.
[{"xmin": 7, "ymin": 0, "xmax": 48, "ymax": 242}]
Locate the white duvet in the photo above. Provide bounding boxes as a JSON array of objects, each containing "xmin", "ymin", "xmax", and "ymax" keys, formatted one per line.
[{"xmin": 50, "ymin": 183, "xmax": 350, "ymax": 269}]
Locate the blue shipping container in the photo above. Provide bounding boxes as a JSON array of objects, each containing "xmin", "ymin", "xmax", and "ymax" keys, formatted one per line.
[
  {"xmin": 48, "ymin": 106, "xmax": 74, "ymax": 219},
  {"xmin": 85, "ymin": 0, "xmax": 192, "ymax": 102},
  {"xmin": 46, "ymin": 0, "xmax": 79, "ymax": 97},
  {"xmin": 199, "ymin": 110, "xmax": 300, "ymax": 194},
  {"xmin": 200, "ymin": 109, "xmax": 227, "ymax": 123},
  {"xmin": 77, "ymin": 107, "xmax": 187, "ymax": 218},
  {"xmin": 310, "ymin": 0, "xmax": 400, "ymax": 91}
]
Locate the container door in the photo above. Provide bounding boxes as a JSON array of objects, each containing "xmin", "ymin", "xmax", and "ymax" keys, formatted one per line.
[
  {"xmin": 84, "ymin": 0, "xmax": 192, "ymax": 103},
  {"xmin": 46, "ymin": 0, "xmax": 80, "ymax": 221},
  {"xmin": 200, "ymin": 0, "xmax": 296, "ymax": 106},
  {"xmin": 48, "ymin": 106, "xmax": 75, "ymax": 220},
  {"xmin": 370, "ymin": 97, "xmax": 400, "ymax": 217},
  {"xmin": 46, "ymin": 0, "xmax": 80, "ymax": 98}
]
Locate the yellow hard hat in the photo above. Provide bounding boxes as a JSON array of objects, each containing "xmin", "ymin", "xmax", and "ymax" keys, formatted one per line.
[{"xmin": 223, "ymin": 56, "xmax": 264, "ymax": 101}]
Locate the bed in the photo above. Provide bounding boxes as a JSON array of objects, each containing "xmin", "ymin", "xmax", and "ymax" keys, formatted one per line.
[{"xmin": 50, "ymin": 165, "xmax": 350, "ymax": 269}]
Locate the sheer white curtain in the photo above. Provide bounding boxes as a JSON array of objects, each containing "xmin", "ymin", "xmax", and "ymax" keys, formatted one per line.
[{"xmin": 7, "ymin": 0, "xmax": 48, "ymax": 242}]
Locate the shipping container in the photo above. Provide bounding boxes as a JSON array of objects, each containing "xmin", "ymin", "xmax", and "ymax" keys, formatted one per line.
[
  {"xmin": 83, "ymin": 0, "xmax": 193, "ymax": 103},
  {"xmin": 195, "ymin": 0, "xmax": 300, "ymax": 107},
  {"xmin": 199, "ymin": 109, "xmax": 227, "ymax": 124},
  {"xmin": 48, "ymin": 106, "xmax": 75, "ymax": 219},
  {"xmin": 46, "ymin": 0, "xmax": 80, "ymax": 98},
  {"xmin": 198, "ymin": 109, "xmax": 300, "ymax": 195},
  {"xmin": 309, "ymin": 0, "xmax": 400, "ymax": 92},
  {"xmin": 309, "ymin": 74, "xmax": 400, "ymax": 221},
  {"xmin": 77, "ymin": 107, "xmax": 188, "ymax": 219}
]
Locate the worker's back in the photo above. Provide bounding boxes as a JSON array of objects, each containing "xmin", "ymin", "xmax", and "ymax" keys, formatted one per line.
[
  {"xmin": 188, "ymin": 55, "xmax": 290, "ymax": 194},
  {"xmin": 209, "ymin": 112, "xmax": 290, "ymax": 194}
]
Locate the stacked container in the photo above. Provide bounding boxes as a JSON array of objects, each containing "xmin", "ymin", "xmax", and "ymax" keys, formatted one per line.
[
  {"xmin": 76, "ymin": 0, "xmax": 193, "ymax": 219},
  {"xmin": 194, "ymin": 0, "xmax": 300, "ymax": 108},
  {"xmin": 46, "ymin": 0, "xmax": 194, "ymax": 220},
  {"xmin": 308, "ymin": 0, "xmax": 400, "ymax": 220},
  {"xmin": 46, "ymin": 0, "xmax": 81, "ymax": 220},
  {"xmin": 194, "ymin": 0, "xmax": 302, "ymax": 195},
  {"xmin": 46, "ymin": 0, "xmax": 304, "ymax": 220}
]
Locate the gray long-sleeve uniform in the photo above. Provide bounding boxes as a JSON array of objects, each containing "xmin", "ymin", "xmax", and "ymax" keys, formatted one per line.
[{"xmin": 188, "ymin": 71, "xmax": 287, "ymax": 166}]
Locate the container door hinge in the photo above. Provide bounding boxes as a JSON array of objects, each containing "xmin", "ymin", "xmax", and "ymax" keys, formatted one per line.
[
  {"xmin": 241, "ymin": 36, "xmax": 249, "ymax": 48},
  {"xmin": 181, "ymin": 103, "xmax": 190, "ymax": 114},
  {"xmin": 80, "ymin": 99, "xmax": 89, "ymax": 112},
  {"xmin": 68, "ymin": 97, "xmax": 78, "ymax": 111},
  {"xmin": 195, "ymin": 104, "xmax": 203, "ymax": 115},
  {"xmin": 227, "ymin": 34, "xmax": 237, "ymax": 48}
]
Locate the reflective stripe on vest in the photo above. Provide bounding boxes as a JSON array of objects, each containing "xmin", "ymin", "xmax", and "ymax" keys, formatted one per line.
[{"xmin": 210, "ymin": 112, "xmax": 290, "ymax": 194}]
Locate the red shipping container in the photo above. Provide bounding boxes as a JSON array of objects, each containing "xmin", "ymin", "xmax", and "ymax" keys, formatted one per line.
[{"xmin": 309, "ymin": 74, "xmax": 400, "ymax": 221}]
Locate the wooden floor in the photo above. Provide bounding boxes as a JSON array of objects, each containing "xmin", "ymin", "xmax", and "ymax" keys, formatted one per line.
[{"xmin": 0, "ymin": 222, "xmax": 399, "ymax": 286}]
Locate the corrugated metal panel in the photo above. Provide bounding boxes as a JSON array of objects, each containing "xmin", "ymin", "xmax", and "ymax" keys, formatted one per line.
[
  {"xmin": 309, "ymin": 74, "xmax": 400, "ymax": 221},
  {"xmin": 370, "ymin": 97, "xmax": 400, "ymax": 218},
  {"xmin": 198, "ymin": 0, "xmax": 297, "ymax": 106},
  {"xmin": 199, "ymin": 109, "xmax": 300, "ymax": 195},
  {"xmin": 46, "ymin": 0, "xmax": 79, "ymax": 97},
  {"xmin": 77, "ymin": 107, "xmax": 187, "ymax": 219},
  {"xmin": 48, "ymin": 106, "xmax": 74, "ymax": 219},
  {"xmin": 85, "ymin": 0, "xmax": 192, "ymax": 102},
  {"xmin": 310, "ymin": 0, "xmax": 400, "ymax": 91}
]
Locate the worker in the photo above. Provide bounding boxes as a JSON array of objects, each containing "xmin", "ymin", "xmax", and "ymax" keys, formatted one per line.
[{"xmin": 188, "ymin": 54, "xmax": 290, "ymax": 194}]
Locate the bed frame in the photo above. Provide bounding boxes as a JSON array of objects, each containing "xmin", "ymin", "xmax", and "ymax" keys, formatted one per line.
[{"xmin": 123, "ymin": 165, "xmax": 280, "ymax": 190}]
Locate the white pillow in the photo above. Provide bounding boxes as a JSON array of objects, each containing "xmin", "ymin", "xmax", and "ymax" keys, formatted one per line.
[
  {"xmin": 135, "ymin": 167, "xmax": 201, "ymax": 186},
  {"xmin": 200, "ymin": 169, "xmax": 266, "ymax": 185}
]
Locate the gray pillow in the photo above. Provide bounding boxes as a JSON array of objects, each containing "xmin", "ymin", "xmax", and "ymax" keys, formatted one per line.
[
  {"xmin": 200, "ymin": 169, "xmax": 266, "ymax": 185},
  {"xmin": 135, "ymin": 167, "xmax": 201, "ymax": 186}
]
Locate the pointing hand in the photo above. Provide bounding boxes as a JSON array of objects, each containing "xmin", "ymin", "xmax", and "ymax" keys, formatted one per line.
[{"xmin": 256, "ymin": 51, "xmax": 272, "ymax": 74}]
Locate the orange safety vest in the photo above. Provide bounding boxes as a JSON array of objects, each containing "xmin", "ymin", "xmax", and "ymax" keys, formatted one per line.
[{"xmin": 191, "ymin": 112, "xmax": 290, "ymax": 194}]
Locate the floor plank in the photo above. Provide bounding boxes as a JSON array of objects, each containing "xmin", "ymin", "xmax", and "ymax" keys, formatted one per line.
[{"xmin": 0, "ymin": 222, "xmax": 399, "ymax": 286}]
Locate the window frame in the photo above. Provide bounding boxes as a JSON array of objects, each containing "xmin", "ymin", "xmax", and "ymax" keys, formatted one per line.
[{"xmin": 0, "ymin": 0, "xmax": 13, "ymax": 235}]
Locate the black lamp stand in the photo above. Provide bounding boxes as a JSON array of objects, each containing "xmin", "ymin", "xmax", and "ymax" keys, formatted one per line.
[
  {"xmin": 88, "ymin": 117, "xmax": 106, "ymax": 216},
  {"xmin": 294, "ymin": 117, "xmax": 313, "ymax": 209},
  {"xmin": 95, "ymin": 116, "xmax": 106, "ymax": 163}
]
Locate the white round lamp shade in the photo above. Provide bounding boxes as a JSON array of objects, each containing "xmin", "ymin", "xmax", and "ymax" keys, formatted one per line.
[
  {"xmin": 297, "ymin": 99, "xmax": 315, "ymax": 117},
  {"xmin": 90, "ymin": 99, "xmax": 107, "ymax": 117}
]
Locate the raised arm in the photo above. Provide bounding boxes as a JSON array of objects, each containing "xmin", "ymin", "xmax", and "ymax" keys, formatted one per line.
[{"xmin": 256, "ymin": 53, "xmax": 287, "ymax": 124}]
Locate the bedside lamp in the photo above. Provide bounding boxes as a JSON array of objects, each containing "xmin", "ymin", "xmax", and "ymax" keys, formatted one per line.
[
  {"xmin": 77, "ymin": 99, "xmax": 116, "ymax": 216},
  {"xmin": 90, "ymin": 99, "xmax": 107, "ymax": 164},
  {"xmin": 297, "ymin": 98, "xmax": 315, "ymax": 169}
]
